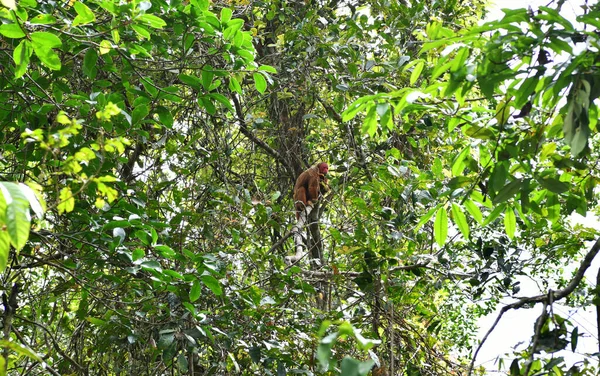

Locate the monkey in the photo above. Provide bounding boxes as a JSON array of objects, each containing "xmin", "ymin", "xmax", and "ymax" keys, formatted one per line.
[{"xmin": 293, "ymin": 162, "xmax": 329, "ymax": 219}]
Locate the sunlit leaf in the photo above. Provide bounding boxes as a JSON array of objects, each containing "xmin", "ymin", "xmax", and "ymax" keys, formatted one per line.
[
  {"xmin": 504, "ymin": 207, "xmax": 516, "ymax": 239},
  {"xmin": 464, "ymin": 199, "xmax": 483, "ymax": 224},
  {"xmin": 73, "ymin": 1, "xmax": 96, "ymax": 26},
  {"xmin": 434, "ymin": 207, "xmax": 448, "ymax": 247},
  {"xmin": 0, "ymin": 182, "xmax": 31, "ymax": 251},
  {"xmin": 0, "ymin": 23, "xmax": 24, "ymax": 38},
  {"xmin": 220, "ymin": 7, "xmax": 232, "ymax": 23},
  {"xmin": 138, "ymin": 13, "xmax": 167, "ymax": 29},
  {"xmin": 0, "ymin": 0, "xmax": 16, "ymax": 10},
  {"xmin": 253, "ymin": 72, "xmax": 267, "ymax": 93},
  {"xmin": 451, "ymin": 203, "xmax": 470, "ymax": 239}
]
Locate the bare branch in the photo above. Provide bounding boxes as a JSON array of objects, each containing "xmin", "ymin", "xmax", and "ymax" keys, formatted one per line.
[{"xmin": 468, "ymin": 237, "xmax": 600, "ymax": 375}]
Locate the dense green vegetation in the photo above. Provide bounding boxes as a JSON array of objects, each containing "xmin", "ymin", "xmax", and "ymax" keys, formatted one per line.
[{"xmin": 0, "ymin": 0, "xmax": 599, "ymax": 374}]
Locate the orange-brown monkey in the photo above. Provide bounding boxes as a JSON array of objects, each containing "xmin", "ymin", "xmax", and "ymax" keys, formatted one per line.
[{"xmin": 293, "ymin": 162, "xmax": 329, "ymax": 219}]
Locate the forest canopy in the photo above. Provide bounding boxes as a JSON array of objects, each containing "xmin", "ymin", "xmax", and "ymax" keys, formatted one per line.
[{"xmin": 0, "ymin": 0, "xmax": 599, "ymax": 374}]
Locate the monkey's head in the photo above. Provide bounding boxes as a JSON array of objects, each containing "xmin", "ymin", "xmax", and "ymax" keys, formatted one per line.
[{"xmin": 317, "ymin": 162, "xmax": 329, "ymax": 175}]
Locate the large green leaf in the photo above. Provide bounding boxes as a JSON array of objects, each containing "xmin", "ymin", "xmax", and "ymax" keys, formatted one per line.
[
  {"xmin": 504, "ymin": 207, "xmax": 516, "ymax": 239},
  {"xmin": 0, "ymin": 182, "xmax": 31, "ymax": 252},
  {"xmin": 72, "ymin": 1, "xmax": 96, "ymax": 26},
  {"xmin": 253, "ymin": 72, "xmax": 267, "ymax": 93},
  {"xmin": 451, "ymin": 203, "xmax": 470, "ymax": 239},
  {"xmin": 31, "ymin": 32, "xmax": 62, "ymax": 70},
  {"xmin": 138, "ymin": 14, "xmax": 167, "ymax": 29},
  {"xmin": 201, "ymin": 275, "xmax": 222, "ymax": 296},
  {"xmin": 190, "ymin": 279, "xmax": 202, "ymax": 302},
  {"xmin": 340, "ymin": 357, "xmax": 375, "ymax": 376},
  {"xmin": 13, "ymin": 40, "xmax": 32, "ymax": 78},
  {"xmin": 434, "ymin": 207, "xmax": 448, "ymax": 247},
  {"xmin": 0, "ymin": 23, "xmax": 24, "ymax": 38}
]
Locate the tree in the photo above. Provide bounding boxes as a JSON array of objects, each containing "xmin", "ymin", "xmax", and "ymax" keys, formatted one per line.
[{"xmin": 0, "ymin": 0, "xmax": 598, "ymax": 374}]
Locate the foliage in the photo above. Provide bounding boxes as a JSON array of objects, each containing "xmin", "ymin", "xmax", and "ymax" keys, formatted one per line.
[{"xmin": 0, "ymin": 0, "xmax": 599, "ymax": 374}]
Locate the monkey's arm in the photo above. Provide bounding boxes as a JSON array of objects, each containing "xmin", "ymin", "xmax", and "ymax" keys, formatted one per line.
[{"xmin": 307, "ymin": 174, "xmax": 321, "ymax": 204}]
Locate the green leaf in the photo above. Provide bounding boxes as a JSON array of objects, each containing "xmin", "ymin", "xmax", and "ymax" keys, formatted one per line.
[
  {"xmin": 0, "ymin": 340, "xmax": 42, "ymax": 362},
  {"xmin": 342, "ymin": 102, "xmax": 367, "ymax": 122},
  {"xmin": 340, "ymin": 357, "xmax": 375, "ymax": 376},
  {"xmin": 571, "ymin": 326, "xmax": 578, "ymax": 352},
  {"xmin": 201, "ymin": 275, "xmax": 222, "ymax": 296},
  {"xmin": 31, "ymin": 32, "xmax": 62, "ymax": 70},
  {"xmin": 190, "ymin": 279, "xmax": 201, "ymax": 302},
  {"xmin": 156, "ymin": 106, "xmax": 174, "ymax": 128},
  {"xmin": 199, "ymin": 96, "xmax": 216, "ymax": 115},
  {"xmin": 140, "ymin": 260, "xmax": 162, "ymax": 272},
  {"xmin": 87, "ymin": 317, "xmax": 107, "ymax": 326},
  {"xmin": 414, "ymin": 205, "xmax": 439, "ymax": 231},
  {"xmin": 179, "ymin": 73, "xmax": 202, "ymax": 90},
  {"xmin": 570, "ymin": 127, "xmax": 588, "ymax": 156},
  {"xmin": 132, "ymin": 248, "xmax": 145, "ymax": 261},
  {"xmin": 362, "ymin": 105, "xmax": 377, "ymax": 137},
  {"xmin": 0, "ymin": 23, "xmax": 25, "ymax": 38},
  {"xmin": 434, "ymin": 207, "xmax": 448, "ymax": 247},
  {"xmin": 495, "ymin": 101, "xmax": 511, "ymax": 125},
  {"xmin": 504, "ymin": 207, "xmax": 516, "ymax": 239},
  {"xmin": 410, "ymin": 60, "xmax": 424, "ymax": 86},
  {"xmin": 30, "ymin": 14, "xmax": 57, "ymax": 24},
  {"xmin": 451, "ymin": 203, "xmax": 470, "ymax": 239},
  {"xmin": 191, "ymin": 0, "xmax": 209, "ymax": 11},
  {"xmin": 317, "ymin": 333, "xmax": 337, "ymax": 370},
  {"xmin": 464, "ymin": 199, "xmax": 483, "ymax": 224},
  {"xmin": 492, "ymin": 178, "xmax": 522, "ymax": 205},
  {"xmin": 138, "ymin": 13, "xmax": 167, "ymax": 29},
  {"xmin": 510, "ymin": 359, "xmax": 520, "ymax": 376},
  {"xmin": 537, "ymin": 176, "xmax": 569, "ymax": 194},
  {"xmin": 163, "ymin": 269, "xmax": 184, "ymax": 279},
  {"xmin": 0, "ymin": 182, "xmax": 31, "ymax": 251},
  {"xmin": 223, "ymin": 21, "xmax": 242, "ymax": 40},
  {"xmin": 13, "ymin": 40, "xmax": 32, "ymax": 78},
  {"xmin": 258, "ymin": 65, "xmax": 277, "ymax": 73},
  {"xmin": 236, "ymin": 48, "xmax": 254, "ymax": 62},
  {"xmin": 253, "ymin": 72, "xmax": 267, "ymax": 93},
  {"xmin": 538, "ymin": 6, "xmax": 574, "ymax": 31},
  {"xmin": 482, "ymin": 203, "xmax": 506, "ymax": 226},
  {"xmin": 0, "ymin": 194, "xmax": 8, "ymax": 273},
  {"xmin": 220, "ymin": 7, "xmax": 232, "ymax": 23},
  {"xmin": 202, "ymin": 65, "xmax": 214, "ymax": 90},
  {"xmin": 229, "ymin": 76, "xmax": 242, "ymax": 94},
  {"xmin": 83, "ymin": 48, "xmax": 98, "ymax": 79},
  {"xmin": 208, "ymin": 93, "xmax": 234, "ymax": 112},
  {"xmin": 19, "ymin": 184, "xmax": 44, "ymax": 219},
  {"xmin": 131, "ymin": 24, "xmax": 151, "ymax": 39},
  {"xmin": 514, "ymin": 76, "xmax": 538, "ymax": 110},
  {"xmin": 53, "ymin": 186, "xmax": 73, "ymax": 214},
  {"xmin": 464, "ymin": 124, "xmax": 496, "ymax": 139},
  {"xmin": 132, "ymin": 104, "xmax": 149, "ymax": 125},
  {"xmin": 72, "ymin": 1, "xmax": 96, "ymax": 26},
  {"xmin": 451, "ymin": 146, "xmax": 470, "ymax": 176}
]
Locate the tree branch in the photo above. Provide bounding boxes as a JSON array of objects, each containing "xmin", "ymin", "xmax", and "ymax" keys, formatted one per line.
[
  {"xmin": 231, "ymin": 93, "xmax": 294, "ymax": 178},
  {"xmin": 468, "ymin": 236, "xmax": 600, "ymax": 375}
]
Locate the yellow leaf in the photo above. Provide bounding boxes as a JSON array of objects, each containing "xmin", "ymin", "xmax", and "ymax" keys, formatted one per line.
[
  {"xmin": 99, "ymin": 40, "xmax": 111, "ymax": 55},
  {"xmin": 0, "ymin": 0, "xmax": 16, "ymax": 10}
]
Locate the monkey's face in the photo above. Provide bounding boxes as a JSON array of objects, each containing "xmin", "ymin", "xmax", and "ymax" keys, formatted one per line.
[{"xmin": 319, "ymin": 163, "xmax": 329, "ymax": 175}]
